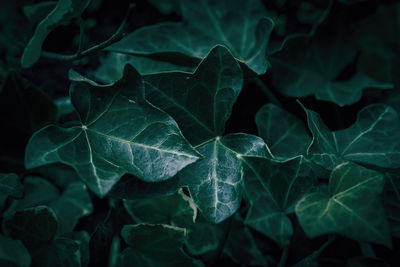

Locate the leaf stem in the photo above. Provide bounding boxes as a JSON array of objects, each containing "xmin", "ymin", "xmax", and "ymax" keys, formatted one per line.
[
  {"xmin": 359, "ymin": 242, "xmax": 376, "ymax": 258},
  {"xmin": 254, "ymin": 77, "xmax": 283, "ymax": 108},
  {"xmin": 41, "ymin": 3, "xmax": 135, "ymax": 61},
  {"xmin": 278, "ymin": 245, "xmax": 290, "ymax": 267}
]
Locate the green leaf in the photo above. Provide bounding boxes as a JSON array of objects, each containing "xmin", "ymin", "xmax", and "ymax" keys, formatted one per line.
[
  {"xmin": 32, "ymin": 237, "xmax": 81, "ymax": 267},
  {"xmin": 295, "ymin": 162, "xmax": 391, "ymax": 247},
  {"xmin": 270, "ymin": 28, "xmax": 392, "ymax": 106},
  {"xmin": 22, "ymin": 1, "xmax": 58, "ymax": 23},
  {"xmin": 255, "ymin": 104, "xmax": 311, "ymax": 160},
  {"xmin": 147, "ymin": 0, "xmax": 181, "ymax": 15},
  {"xmin": 302, "ymin": 103, "xmax": 400, "ymax": 170},
  {"xmin": 0, "ymin": 173, "xmax": 23, "ymax": 211},
  {"xmin": 242, "ymin": 156, "xmax": 317, "ymax": 246},
  {"xmin": 94, "ymin": 52, "xmax": 196, "ymax": 84},
  {"xmin": 50, "ymin": 182, "xmax": 94, "ymax": 234},
  {"xmin": 179, "ymin": 133, "xmax": 268, "ymax": 223},
  {"xmin": 0, "ymin": 235, "xmax": 31, "ymax": 267},
  {"xmin": 144, "ymin": 45, "xmax": 243, "ymax": 145},
  {"xmin": 124, "ymin": 189, "xmax": 197, "ymax": 228},
  {"xmin": 108, "ymin": 0, "xmax": 274, "ymax": 74},
  {"xmin": 4, "ymin": 176, "xmax": 60, "ymax": 217},
  {"xmin": 21, "ymin": 0, "xmax": 91, "ymax": 68},
  {"xmin": 25, "ymin": 65, "xmax": 200, "ymax": 197},
  {"xmin": 119, "ymin": 224, "xmax": 193, "ymax": 266},
  {"xmin": 62, "ymin": 231, "xmax": 90, "ymax": 267},
  {"xmin": 3, "ymin": 205, "xmax": 58, "ymax": 250}
]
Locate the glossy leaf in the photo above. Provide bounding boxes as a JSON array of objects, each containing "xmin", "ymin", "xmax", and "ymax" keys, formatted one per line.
[
  {"xmin": 21, "ymin": 0, "xmax": 91, "ymax": 68},
  {"xmin": 144, "ymin": 45, "xmax": 243, "ymax": 145},
  {"xmin": 0, "ymin": 173, "xmax": 23, "ymax": 211},
  {"xmin": 270, "ymin": 28, "xmax": 392, "ymax": 106},
  {"xmin": 302, "ymin": 103, "xmax": 400, "ymax": 170},
  {"xmin": 243, "ymin": 156, "xmax": 316, "ymax": 246},
  {"xmin": 179, "ymin": 133, "xmax": 268, "ymax": 223},
  {"xmin": 25, "ymin": 65, "xmax": 200, "ymax": 197},
  {"xmin": 295, "ymin": 162, "xmax": 391, "ymax": 247},
  {"xmin": 0, "ymin": 235, "xmax": 31, "ymax": 267},
  {"xmin": 256, "ymin": 104, "xmax": 311, "ymax": 160},
  {"xmin": 119, "ymin": 224, "xmax": 193, "ymax": 266},
  {"xmin": 108, "ymin": 0, "xmax": 274, "ymax": 74},
  {"xmin": 124, "ymin": 189, "xmax": 197, "ymax": 228},
  {"xmin": 50, "ymin": 182, "xmax": 94, "ymax": 234},
  {"xmin": 3, "ymin": 205, "xmax": 58, "ymax": 249}
]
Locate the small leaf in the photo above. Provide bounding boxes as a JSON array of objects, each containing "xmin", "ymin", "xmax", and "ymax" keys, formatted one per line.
[
  {"xmin": 179, "ymin": 133, "xmax": 268, "ymax": 223},
  {"xmin": 0, "ymin": 173, "xmax": 23, "ymax": 211},
  {"xmin": 144, "ymin": 45, "xmax": 243, "ymax": 145},
  {"xmin": 295, "ymin": 162, "xmax": 391, "ymax": 247},
  {"xmin": 119, "ymin": 224, "xmax": 193, "ymax": 266},
  {"xmin": 3, "ymin": 205, "xmax": 58, "ymax": 249},
  {"xmin": 255, "ymin": 103, "xmax": 311, "ymax": 160},
  {"xmin": 124, "ymin": 189, "xmax": 197, "ymax": 228},
  {"xmin": 302, "ymin": 103, "xmax": 400, "ymax": 170},
  {"xmin": 50, "ymin": 182, "xmax": 94, "ymax": 234},
  {"xmin": 0, "ymin": 234, "xmax": 31, "ymax": 267},
  {"xmin": 242, "ymin": 156, "xmax": 317, "ymax": 246},
  {"xmin": 108, "ymin": 0, "xmax": 274, "ymax": 74},
  {"xmin": 21, "ymin": 0, "xmax": 91, "ymax": 68},
  {"xmin": 25, "ymin": 65, "xmax": 200, "ymax": 197}
]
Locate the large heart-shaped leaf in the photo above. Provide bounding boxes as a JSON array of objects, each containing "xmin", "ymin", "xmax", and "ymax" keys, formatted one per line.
[
  {"xmin": 302, "ymin": 103, "xmax": 400, "ymax": 170},
  {"xmin": 144, "ymin": 45, "xmax": 243, "ymax": 146},
  {"xmin": 255, "ymin": 104, "xmax": 311, "ymax": 160},
  {"xmin": 242, "ymin": 156, "xmax": 317, "ymax": 246},
  {"xmin": 179, "ymin": 133, "xmax": 268, "ymax": 223},
  {"xmin": 270, "ymin": 27, "xmax": 392, "ymax": 106},
  {"xmin": 21, "ymin": 0, "xmax": 91, "ymax": 68},
  {"xmin": 25, "ymin": 66, "xmax": 200, "ymax": 197},
  {"xmin": 108, "ymin": 0, "xmax": 274, "ymax": 74},
  {"xmin": 295, "ymin": 162, "xmax": 391, "ymax": 247}
]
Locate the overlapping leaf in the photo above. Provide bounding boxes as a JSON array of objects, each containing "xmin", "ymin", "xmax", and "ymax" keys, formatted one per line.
[
  {"xmin": 25, "ymin": 66, "xmax": 200, "ymax": 197},
  {"xmin": 302, "ymin": 103, "xmax": 400, "ymax": 170},
  {"xmin": 108, "ymin": 0, "xmax": 274, "ymax": 74},
  {"xmin": 270, "ymin": 26, "xmax": 392, "ymax": 106},
  {"xmin": 295, "ymin": 162, "xmax": 391, "ymax": 247},
  {"xmin": 256, "ymin": 104, "xmax": 311, "ymax": 160},
  {"xmin": 0, "ymin": 234, "xmax": 31, "ymax": 267},
  {"xmin": 21, "ymin": 0, "xmax": 91, "ymax": 68},
  {"xmin": 0, "ymin": 173, "xmax": 23, "ymax": 211},
  {"xmin": 242, "ymin": 156, "xmax": 317, "ymax": 246}
]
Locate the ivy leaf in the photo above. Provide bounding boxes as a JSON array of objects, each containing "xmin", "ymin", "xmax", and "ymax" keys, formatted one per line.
[
  {"xmin": 0, "ymin": 173, "xmax": 23, "ymax": 211},
  {"xmin": 25, "ymin": 65, "xmax": 200, "ymax": 197},
  {"xmin": 270, "ymin": 27, "xmax": 392, "ymax": 106},
  {"xmin": 22, "ymin": 1, "xmax": 58, "ymax": 23},
  {"xmin": 119, "ymin": 224, "xmax": 194, "ymax": 266},
  {"xmin": 255, "ymin": 104, "xmax": 311, "ymax": 160},
  {"xmin": 144, "ymin": 45, "xmax": 243, "ymax": 146},
  {"xmin": 32, "ymin": 237, "xmax": 81, "ymax": 267},
  {"xmin": 0, "ymin": 234, "xmax": 31, "ymax": 267},
  {"xmin": 124, "ymin": 189, "xmax": 197, "ymax": 228},
  {"xmin": 295, "ymin": 162, "xmax": 391, "ymax": 247},
  {"xmin": 94, "ymin": 52, "xmax": 196, "ymax": 84},
  {"xmin": 302, "ymin": 103, "xmax": 400, "ymax": 170},
  {"xmin": 3, "ymin": 205, "xmax": 58, "ymax": 250},
  {"xmin": 62, "ymin": 231, "xmax": 90, "ymax": 267},
  {"xmin": 21, "ymin": 0, "xmax": 91, "ymax": 68},
  {"xmin": 108, "ymin": 0, "xmax": 274, "ymax": 74},
  {"xmin": 179, "ymin": 133, "xmax": 268, "ymax": 223},
  {"xmin": 242, "ymin": 156, "xmax": 317, "ymax": 246},
  {"xmin": 50, "ymin": 182, "xmax": 94, "ymax": 234}
]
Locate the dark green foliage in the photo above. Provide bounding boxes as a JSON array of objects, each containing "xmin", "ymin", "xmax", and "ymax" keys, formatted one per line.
[{"xmin": 1, "ymin": 0, "xmax": 400, "ymax": 266}]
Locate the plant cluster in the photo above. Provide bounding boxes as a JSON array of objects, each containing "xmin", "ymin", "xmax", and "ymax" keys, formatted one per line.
[{"xmin": 1, "ymin": 0, "xmax": 400, "ymax": 266}]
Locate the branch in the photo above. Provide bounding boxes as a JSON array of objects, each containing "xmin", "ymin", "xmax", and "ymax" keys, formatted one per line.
[{"xmin": 41, "ymin": 3, "xmax": 135, "ymax": 61}]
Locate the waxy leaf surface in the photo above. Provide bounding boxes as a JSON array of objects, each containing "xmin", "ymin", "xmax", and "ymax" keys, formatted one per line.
[
  {"xmin": 256, "ymin": 104, "xmax": 311, "ymax": 160},
  {"xmin": 25, "ymin": 66, "xmax": 200, "ymax": 197},
  {"xmin": 243, "ymin": 156, "xmax": 316, "ymax": 246},
  {"xmin": 303, "ymin": 104, "xmax": 400, "ymax": 170},
  {"xmin": 108, "ymin": 0, "xmax": 273, "ymax": 74},
  {"xmin": 295, "ymin": 162, "xmax": 391, "ymax": 247}
]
